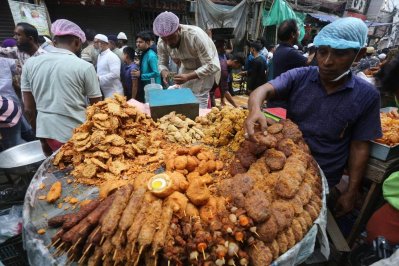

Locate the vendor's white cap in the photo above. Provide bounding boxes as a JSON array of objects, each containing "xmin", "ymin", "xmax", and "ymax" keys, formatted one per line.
[
  {"xmin": 307, "ymin": 43, "xmax": 314, "ymax": 48},
  {"xmin": 95, "ymin": 34, "xmax": 108, "ymax": 43},
  {"xmin": 378, "ymin": 53, "xmax": 387, "ymax": 60},
  {"xmin": 293, "ymin": 45, "xmax": 298, "ymax": 50},
  {"xmin": 117, "ymin": 32, "xmax": 127, "ymax": 40}
]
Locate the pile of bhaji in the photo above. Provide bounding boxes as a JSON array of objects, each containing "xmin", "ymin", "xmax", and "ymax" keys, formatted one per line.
[{"xmin": 42, "ymin": 95, "xmax": 322, "ymax": 266}]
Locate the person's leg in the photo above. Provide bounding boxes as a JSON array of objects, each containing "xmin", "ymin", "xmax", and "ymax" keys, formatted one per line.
[
  {"xmin": 0, "ymin": 119, "xmax": 25, "ymax": 150},
  {"xmin": 209, "ymin": 87, "xmax": 216, "ymax": 107},
  {"xmin": 195, "ymin": 90, "xmax": 211, "ymax": 109}
]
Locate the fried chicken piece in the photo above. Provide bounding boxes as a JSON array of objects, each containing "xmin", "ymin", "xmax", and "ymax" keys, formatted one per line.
[
  {"xmin": 240, "ymin": 140, "xmax": 267, "ymax": 156},
  {"xmin": 305, "ymin": 204, "xmax": 319, "ymax": 221},
  {"xmin": 276, "ymin": 138, "xmax": 296, "ymax": 157},
  {"xmin": 267, "ymin": 123, "xmax": 284, "ymax": 134},
  {"xmin": 297, "ymin": 182, "xmax": 313, "ymax": 206},
  {"xmin": 186, "ymin": 179, "xmax": 210, "ymax": 206},
  {"xmin": 300, "ymin": 210, "xmax": 313, "ymax": 228},
  {"xmin": 271, "ymin": 200, "xmax": 295, "ymax": 232},
  {"xmin": 249, "ymin": 240, "xmax": 273, "ymax": 266},
  {"xmin": 248, "ymin": 158, "xmax": 270, "ymax": 177},
  {"xmin": 277, "ymin": 232, "xmax": 288, "ymax": 253},
  {"xmin": 229, "ymin": 160, "xmax": 247, "ymax": 176},
  {"xmin": 185, "ymin": 203, "xmax": 199, "ymax": 217},
  {"xmin": 244, "ymin": 189, "xmax": 271, "ymax": 223},
  {"xmin": 254, "ymin": 131, "xmax": 277, "ymax": 148},
  {"xmin": 268, "ymin": 239, "xmax": 280, "ymax": 260},
  {"xmin": 282, "ymin": 119, "xmax": 303, "ymax": 143},
  {"xmin": 199, "ymin": 197, "xmax": 217, "ymax": 222},
  {"xmin": 165, "ymin": 191, "xmax": 188, "ymax": 218},
  {"xmin": 233, "ymin": 173, "xmax": 255, "ymax": 194},
  {"xmin": 275, "ymin": 174, "xmax": 300, "ymax": 199},
  {"xmin": 291, "ymin": 219, "xmax": 303, "ymax": 242},
  {"xmin": 236, "ymin": 150, "xmax": 257, "ymax": 169},
  {"xmin": 168, "ymin": 171, "xmax": 189, "ymax": 192},
  {"xmin": 287, "ymin": 195, "xmax": 304, "ymax": 214},
  {"xmin": 264, "ymin": 149, "xmax": 286, "ymax": 171},
  {"xmin": 285, "ymin": 227, "xmax": 296, "ymax": 248},
  {"xmin": 257, "ymin": 215, "xmax": 278, "ymax": 243}
]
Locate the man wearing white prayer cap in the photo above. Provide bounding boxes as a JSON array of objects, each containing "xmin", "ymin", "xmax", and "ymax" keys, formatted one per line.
[
  {"xmin": 153, "ymin": 11, "xmax": 220, "ymax": 108},
  {"xmin": 94, "ymin": 34, "xmax": 124, "ymax": 98},
  {"xmin": 117, "ymin": 32, "xmax": 128, "ymax": 52}
]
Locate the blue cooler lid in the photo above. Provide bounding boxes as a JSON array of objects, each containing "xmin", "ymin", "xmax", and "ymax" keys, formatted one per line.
[{"xmin": 149, "ymin": 88, "xmax": 199, "ymax": 107}]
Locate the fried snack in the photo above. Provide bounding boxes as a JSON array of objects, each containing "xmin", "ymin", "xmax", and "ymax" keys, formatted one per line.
[
  {"xmin": 165, "ymin": 191, "xmax": 188, "ymax": 218},
  {"xmin": 152, "ymin": 204, "xmax": 174, "ymax": 254},
  {"xmin": 275, "ymin": 174, "xmax": 300, "ymax": 199},
  {"xmin": 244, "ymin": 189, "xmax": 270, "ymax": 223},
  {"xmin": 46, "ymin": 181, "xmax": 62, "ymax": 203},
  {"xmin": 137, "ymin": 199, "xmax": 162, "ymax": 249},
  {"xmin": 148, "ymin": 173, "xmax": 175, "ymax": 198},
  {"xmin": 198, "ymin": 106, "xmax": 249, "ymax": 151},
  {"xmin": 267, "ymin": 123, "xmax": 283, "ymax": 134},
  {"xmin": 248, "ymin": 240, "xmax": 273, "ymax": 266},
  {"xmin": 158, "ymin": 112, "xmax": 204, "ymax": 144},
  {"xmin": 100, "ymin": 185, "xmax": 133, "ymax": 237},
  {"xmin": 264, "ymin": 149, "xmax": 286, "ymax": 171},
  {"xmin": 119, "ymin": 187, "xmax": 146, "ymax": 231},
  {"xmin": 375, "ymin": 113, "xmax": 399, "ymax": 146},
  {"xmin": 271, "ymin": 201, "xmax": 295, "ymax": 232},
  {"xmin": 62, "ymin": 199, "xmax": 100, "ymax": 230},
  {"xmin": 257, "ymin": 215, "xmax": 278, "ymax": 243},
  {"xmin": 186, "ymin": 179, "xmax": 210, "ymax": 206}
]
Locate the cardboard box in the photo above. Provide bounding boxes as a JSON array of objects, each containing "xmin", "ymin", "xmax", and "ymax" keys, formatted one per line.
[{"xmin": 149, "ymin": 88, "xmax": 199, "ymax": 120}]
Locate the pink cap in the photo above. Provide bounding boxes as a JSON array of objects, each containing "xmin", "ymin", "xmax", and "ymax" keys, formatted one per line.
[
  {"xmin": 51, "ymin": 19, "xmax": 86, "ymax": 43},
  {"xmin": 153, "ymin": 11, "xmax": 180, "ymax": 37}
]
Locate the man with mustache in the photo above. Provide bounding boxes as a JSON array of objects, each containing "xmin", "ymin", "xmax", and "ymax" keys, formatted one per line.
[
  {"xmin": 245, "ymin": 17, "xmax": 382, "ymax": 217},
  {"xmin": 21, "ymin": 19, "xmax": 102, "ymax": 156}
]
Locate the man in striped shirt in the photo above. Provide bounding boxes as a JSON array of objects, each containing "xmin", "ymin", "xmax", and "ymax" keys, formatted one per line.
[{"xmin": 0, "ymin": 96, "xmax": 23, "ymax": 150}]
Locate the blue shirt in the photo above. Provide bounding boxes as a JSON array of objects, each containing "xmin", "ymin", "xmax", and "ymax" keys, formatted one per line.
[
  {"xmin": 269, "ymin": 67, "xmax": 382, "ymax": 186},
  {"xmin": 123, "ymin": 63, "xmax": 139, "ymax": 99},
  {"xmin": 269, "ymin": 43, "xmax": 307, "ymax": 108},
  {"xmin": 245, "ymin": 53, "xmax": 267, "ymax": 71}
]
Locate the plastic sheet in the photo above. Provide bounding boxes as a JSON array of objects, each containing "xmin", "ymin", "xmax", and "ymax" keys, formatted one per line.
[
  {"xmin": 0, "ymin": 205, "xmax": 23, "ymax": 244},
  {"xmin": 23, "ymin": 155, "xmax": 329, "ymax": 266}
]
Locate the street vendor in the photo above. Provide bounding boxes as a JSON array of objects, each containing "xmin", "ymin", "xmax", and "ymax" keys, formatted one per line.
[
  {"xmin": 21, "ymin": 19, "xmax": 102, "ymax": 156},
  {"xmin": 153, "ymin": 11, "xmax": 221, "ymax": 108},
  {"xmin": 244, "ymin": 17, "xmax": 382, "ymax": 217}
]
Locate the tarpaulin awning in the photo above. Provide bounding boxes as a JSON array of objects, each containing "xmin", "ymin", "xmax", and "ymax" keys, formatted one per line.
[{"xmin": 308, "ymin": 13, "xmax": 339, "ymax": 23}]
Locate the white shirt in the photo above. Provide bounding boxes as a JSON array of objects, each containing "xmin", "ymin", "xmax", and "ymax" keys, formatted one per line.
[
  {"xmin": 119, "ymin": 45, "xmax": 128, "ymax": 53},
  {"xmin": 158, "ymin": 25, "xmax": 220, "ymax": 94},
  {"xmin": 97, "ymin": 48, "xmax": 123, "ymax": 98}
]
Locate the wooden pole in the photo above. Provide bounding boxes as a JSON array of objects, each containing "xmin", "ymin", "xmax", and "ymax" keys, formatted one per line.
[{"xmin": 255, "ymin": 0, "xmax": 266, "ymax": 39}]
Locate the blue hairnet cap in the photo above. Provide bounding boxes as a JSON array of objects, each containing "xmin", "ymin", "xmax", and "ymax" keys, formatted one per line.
[{"xmin": 314, "ymin": 17, "xmax": 368, "ymax": 49}]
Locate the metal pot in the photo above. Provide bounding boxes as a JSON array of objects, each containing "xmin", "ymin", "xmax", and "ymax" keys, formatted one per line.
[{"xmin": 0, "ymin": 141, "xmax": 46, "ymax": 177}]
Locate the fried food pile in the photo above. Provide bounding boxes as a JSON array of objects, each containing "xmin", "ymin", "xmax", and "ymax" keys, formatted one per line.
[
  {"xmin": 158, "ymin": 112, "xmax": 204, "ymax": 144},
  {"xmin": 196, "ymin": 107, "xmax": 248, "ymax": 151},
  {"xmin": 47, "ymin": 116, "xmax": 322, "ymax": 266},
  {"xmin": 375, "ymin": 112, "xmax": 399, "ymax": 146},
  {"xmin": 52, "ymin": 95, "xmax": 166, "ymax": 185}
]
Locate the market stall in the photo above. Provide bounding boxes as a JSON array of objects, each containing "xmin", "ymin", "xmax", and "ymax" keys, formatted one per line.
[{"xmin": 23, "ymin": 95, "xmax": 328, "ymax": 266}]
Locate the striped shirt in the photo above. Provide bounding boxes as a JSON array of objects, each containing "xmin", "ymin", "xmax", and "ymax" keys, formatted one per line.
[{"xmin": 0, "ymin": 96, "xmax": 22, "ymax": 128}]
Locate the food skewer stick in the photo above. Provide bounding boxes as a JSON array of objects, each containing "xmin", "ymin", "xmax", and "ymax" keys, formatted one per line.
[
  {"xmin": 113, "ymin": 249, "xmax": 118, "ymax": 261},
  {"xmin": 234, "ymin": 251, "xmax": 239, "ymax": 258},
  {"xmin": 133, "ymin": 246, "xmax": 144, "ymax": 266},
  {"xmin": 54, "ymin": 242, "xmax": 65, "ymax": 256},
  {"xmin": 202, "ymin": 248, "xmax": 206, "ymax": 260},
  {"xmin": 48, "ymin": 238, "xmax": 60, "ymax": 248},
  {"xmin": 100, "ymin": 235, "xmax": 105, "ymax": 245},
  {"xmin": 168, "ymin": 260, "xmax": 170, "ymax": 266}
]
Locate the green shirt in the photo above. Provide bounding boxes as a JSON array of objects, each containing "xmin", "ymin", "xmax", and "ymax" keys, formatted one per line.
[
  {"xmin": 21, "ymin": 48, "xmax": 101, "ymax": 143},
  {"xmin": 383, "ymin": 171, "xmax": 399, "ymax": 210}
]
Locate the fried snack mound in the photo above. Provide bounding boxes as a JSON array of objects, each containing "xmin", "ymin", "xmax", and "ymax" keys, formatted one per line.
[
  {"xmin": 375, "ymin": 112, "xmax": 399, "ymax": 146},
  {"xmin": 196, "ymin": 107, "xmax": 249, "ymax": 151},
  {"xmin": 53, "ymin": 95, "xmax": 165, "ymax": 185}
]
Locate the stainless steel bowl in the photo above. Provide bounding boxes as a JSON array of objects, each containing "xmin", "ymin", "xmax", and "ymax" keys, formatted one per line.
[{"xmin": 0, "ymin": 141, "xmax": 46, "ymax": 174}]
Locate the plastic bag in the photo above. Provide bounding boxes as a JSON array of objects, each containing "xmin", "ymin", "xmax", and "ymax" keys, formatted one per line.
[{"xmin": 0, "ymin": 205, "xmax": 23, "ymax": 243}]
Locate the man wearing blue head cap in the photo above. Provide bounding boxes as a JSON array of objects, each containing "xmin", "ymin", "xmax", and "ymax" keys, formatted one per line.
[{"xmin": 245, "ymin": 17, "xmax": 382, "ymax": 217}]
